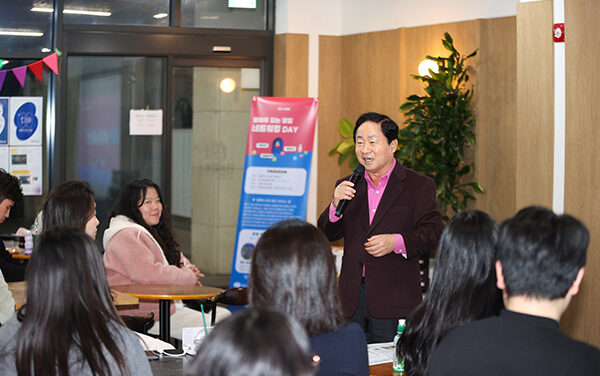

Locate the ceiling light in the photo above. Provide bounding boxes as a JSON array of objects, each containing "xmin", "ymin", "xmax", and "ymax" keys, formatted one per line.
[
  {"xmin": 63, "ymin": 9, "xmax": 111, "ymax": 17},
  {"xmin": 1, "ymin": 60, "xmax": 9, "ymax": 66},
  {"xmin": 32, "ymin": 6, "xmax": 111, "ymax": 17},
  {"xmin": 153, "ymin": 13, "xmax": 168, "ymax": 19},
  {"xmin": 0, "ymin": 30, "xmax": 44, "ymax": 37},
  {"xmin": 220, "ymin": 78, "xmax": 236, "ymax": 94},
  {"xmin": 31, "ymin": 7, "xmax": 54, "ymax": 12},
  {"xmin": 41, "ymin": 48, "xmax": 51, "ymax": 52}
]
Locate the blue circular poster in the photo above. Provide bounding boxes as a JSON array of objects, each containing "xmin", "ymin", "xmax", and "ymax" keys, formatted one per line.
[{"xmin": 14, "ymin": 102, "xmax": 38, "ymax": 141}]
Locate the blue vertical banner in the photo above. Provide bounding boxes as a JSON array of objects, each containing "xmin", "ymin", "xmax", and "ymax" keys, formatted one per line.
[
  {"xmin": 0, "ymin": 98, "xmax": 8, "ymax": 145},
  {"xmin": 229, "ymin": 97, "xmax": 318, "ymax": 288}
]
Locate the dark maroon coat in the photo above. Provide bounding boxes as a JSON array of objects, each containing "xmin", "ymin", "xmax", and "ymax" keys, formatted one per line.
[{"xmin": 318, "ymin": 163, "xmax": 443, "ymax": 318}]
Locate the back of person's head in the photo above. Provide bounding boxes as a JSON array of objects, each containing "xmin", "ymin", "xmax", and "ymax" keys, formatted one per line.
[
  {"xmin": 429, "ymin": 210, "xmax": 501, "ymax": 313},
  {"xmin": 498, "ymin": 206, "xmax": 589, "ymax": 300},
  {"xmin": 187, "ymin": 308, "xmax": 315, "ymax": 376},
  {"xmin": 353, "ymin": 112, "xmax": 399, "ymax": 144},
  {"xmin": 402, "ymin": 210, "xmax": 501, "ymax": 376},
  {"xmin": 42, "ymin": 180, "xmax": 95, "ymax": 232},
  {"xmin": 249, "ymin": 219, "xmax": 343, "ymax": 336},
  {"xmin": 16, "ymin": 229, "xmax": 128, "ymax": 376},
  {"xmin": 0, "ymin": 168, "xmax": 23, "ymax": 203}
]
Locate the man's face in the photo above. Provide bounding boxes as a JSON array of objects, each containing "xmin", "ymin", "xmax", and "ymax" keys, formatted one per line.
[
  {"xmin": 0, "ymin": 199, "xmax": 15, "ymax": 224},
  {"xmin": 355, "ymin": 121, "xmax": 397, "ymax": 177}
]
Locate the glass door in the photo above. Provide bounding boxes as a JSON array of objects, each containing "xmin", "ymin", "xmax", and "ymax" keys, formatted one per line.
[{"xmin": 171, "ymin": 63, "xmax": 261, "ymax": 275}]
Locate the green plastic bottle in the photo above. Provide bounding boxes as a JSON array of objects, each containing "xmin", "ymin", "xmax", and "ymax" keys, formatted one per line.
[{"xmin": 393, "ymin": 319, "xmax": 406, "ymax": 372}]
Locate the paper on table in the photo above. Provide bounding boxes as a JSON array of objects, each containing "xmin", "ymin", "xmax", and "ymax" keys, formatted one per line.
[
  {"xmin": 368, "ymin": 341, "xmax": 395, "ymax": 365},
  {"xmin": 136, "ymin": 332, "xmax": 175, "ymax": 352}
]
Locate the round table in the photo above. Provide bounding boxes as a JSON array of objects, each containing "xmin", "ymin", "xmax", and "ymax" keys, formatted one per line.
[{"xmin": 111, "ymin": 284, "xmax": 222, "ymax": 342}]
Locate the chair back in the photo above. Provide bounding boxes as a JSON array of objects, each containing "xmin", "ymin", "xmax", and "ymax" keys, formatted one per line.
[
  {"xmin": 120, "ymin": 312, "xmax": 155, "ymax": 334},
  {"xmin": 210, "ymin": 287, "xmax": 248, "ymax": 325}
]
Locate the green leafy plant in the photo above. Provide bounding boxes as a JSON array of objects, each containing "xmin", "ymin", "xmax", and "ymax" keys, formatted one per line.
[{"xmin": 329, "ymin": 32, "xmax": 482, "ymax": 219}]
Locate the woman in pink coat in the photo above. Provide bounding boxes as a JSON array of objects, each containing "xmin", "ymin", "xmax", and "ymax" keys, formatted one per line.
[{"xmin": 103, "ymin": 179, "xmax": 229, "ymax": 340}]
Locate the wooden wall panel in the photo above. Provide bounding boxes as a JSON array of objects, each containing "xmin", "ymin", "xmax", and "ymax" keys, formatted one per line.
[
  {"xmin": 561, "ymin": 0, "xmax": 600, "ymax": 348},
  {"xmin": 515, "ymin": 1, "xmax": 554, "ymax": 209},
  {"xmin": 273, "ymin": 33, "xmax": 308, "ymax": 98},
  {"xmin": 475, "ymin": 17, "xmax": 517, "ymax": 222},
  {"xmin": 340, "ymin": 29, "xmax": 402, "ymax": 123},
  {"xmin": 317, "ymin": 35, "xmax": 344, "ymax": 214}
]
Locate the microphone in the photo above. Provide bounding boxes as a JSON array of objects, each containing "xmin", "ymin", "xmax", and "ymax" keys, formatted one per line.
[{"xmin": 335, "ymin": 164, "xmax": 365, "ymax": 217}]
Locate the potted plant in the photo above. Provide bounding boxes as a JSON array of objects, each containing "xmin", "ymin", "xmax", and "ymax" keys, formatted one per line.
[{"xmin": 329, "ymin": 32, "xmax": 482, "ymax": 220}]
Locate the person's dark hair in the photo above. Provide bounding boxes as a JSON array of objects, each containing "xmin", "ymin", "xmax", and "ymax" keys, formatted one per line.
[
  {"xmin": 110, "ymin": 178, "xmax": 181, "ymax": 266},
  {"xmin": 15, "ymin": 230, "xmax": 129, "ymax": 376},
  {"xmin": 0, "ymin": 168, "xmax": 23, "ymax": 203},
  {"xmin": 353, "ymin": 112, "xmax": 399, "ymax": 144},
  {"xmin": 498, "ymin": 206, "xmax": 589, "ymax": 300},
  {"xmin": 42, "ymin": 180, "xmax": 95, "ymax": 232},
  {"xmin": 187, "ymin": 308, "xmax": 314, "ymax": 376},
  {"xmin": 249, "ymin": 219, "xmax": 344, "ymax": 336},
  {"xmin": 402, "ymin": 210, "xmax": 502, "ymax": 376}
]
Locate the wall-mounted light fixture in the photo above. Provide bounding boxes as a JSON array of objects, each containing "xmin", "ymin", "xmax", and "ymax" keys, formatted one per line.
[
  {"xmin": 220, "ymin": 78, "xmax": 236, "ymax": 93},
  {"xmin": 418, "ymin": 59, "xmax": 439, "ymax": 77}
]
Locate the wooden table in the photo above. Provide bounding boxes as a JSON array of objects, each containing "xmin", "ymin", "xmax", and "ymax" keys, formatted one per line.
[
  {"xmin": 112, "ymin": 284, "xmax": 222, "ymax": 342},
  {"xmin": 369, "ymin": 362, "xmax": 403, "ymax": 375},
  {"xmin": 148, "ymin": 356, "xmax": 397, "ymax": 376},
  {"xmin": 7, "ymin": 281, "xmax": 140, "ymax": 310},
  {"xmin": 8, "ymin": 248, "xmax": 30, "ymax": 260}
]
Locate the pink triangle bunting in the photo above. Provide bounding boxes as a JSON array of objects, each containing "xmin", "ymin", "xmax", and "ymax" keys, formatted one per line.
[
  {"xmin": 42, "ymin": 53, "xmax": 59, "ymax": 75},
  {"xmin": 12, "ymin": 66, "xmax": 27, "ymax": 87},
  {"xmin": 28, "ymin": 61, "xmax": 44, "ymax": 82},
  {"xmin": 0, "ymin": 70, "xmax": 6, "ymax": 91}
]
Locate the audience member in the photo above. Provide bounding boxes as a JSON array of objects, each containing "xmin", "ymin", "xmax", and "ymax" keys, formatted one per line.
[
  {"xmin": 428, "ymin": 206, "xmax": 600, "ymax": 375},
  {"xmin": 0, "ymin": 270, "xmax": 14, "ymax": 325},
  {"xmin": 249, "ymin": 219, "xmax": 369, "ymax": 376},
  {"xmin": 103, "ymin": 178, "xmax": 229, "ymax": 340},
  {"xmin": 401, "ymin": 210, "xmax": 502, "ymax": 376},
  {"xmin": 42, "ymin": 180, "xmax": 99, "ymax": 238},
  {"xmin": 0, "ymin": 169, "xmax": 24, "ymax": 282},
  {"xmin": 0, "ymin": 230, "xmax": 151, "ymax": 375},
  {"xmin": 187, "ymin": 308, "xmax": 315, "ymax": 376}
]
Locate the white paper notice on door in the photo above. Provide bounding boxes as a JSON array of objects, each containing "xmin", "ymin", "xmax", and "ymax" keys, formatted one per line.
[{"xmin": 129, "ymin": 109, "xmax": 163, "ymax": 135}]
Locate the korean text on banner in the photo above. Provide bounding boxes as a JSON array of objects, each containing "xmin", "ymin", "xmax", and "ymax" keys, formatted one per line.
[{"xmin": 229, "ymin": 97, "xmax": 318, "ymax": 288}]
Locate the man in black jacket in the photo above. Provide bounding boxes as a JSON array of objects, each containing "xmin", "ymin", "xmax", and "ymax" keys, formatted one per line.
[
  {"xmin": 428, "ymin": 206, "xmax": 600, "ymax": 376},
  {"xmin": 0, "ymin": 169, "xmax": 24, "ymax": 282}
]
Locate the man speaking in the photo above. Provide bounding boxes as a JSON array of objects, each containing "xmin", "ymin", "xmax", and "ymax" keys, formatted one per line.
[{"xmin": 318, "ymin": 112, "xmax": 443, "ymax": 343}]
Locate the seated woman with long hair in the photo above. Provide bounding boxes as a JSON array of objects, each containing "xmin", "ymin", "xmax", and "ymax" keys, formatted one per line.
[
  {"xmin": 41, "ymin": 180, "xmax": 169, "ymax": 350},
  {"xmin": 0, "ymin": 230, "xmax": 151, "ymax": 376},
  {"xmin": 249, "ymin": 219, "xmax": 369, "ymax": 376},
  {"xmin": 103, "ymin": 179, "xmax": 229, "ymax": 340},
  {"xmin": 42, "ymin": 180, "xmax": 99, "ymax": 238},
  {"xmin": 400, "ymin": 210, "xmax": 503, "ymax": 376},
  {"xmin": 187, "ymin": 308, "xmax": 316, "ymax": 376}
]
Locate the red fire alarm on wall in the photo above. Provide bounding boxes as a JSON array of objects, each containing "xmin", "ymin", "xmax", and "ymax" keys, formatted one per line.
[{"xmin": 553, "ymin": 23, "xmax": 565, "ymax": 43}]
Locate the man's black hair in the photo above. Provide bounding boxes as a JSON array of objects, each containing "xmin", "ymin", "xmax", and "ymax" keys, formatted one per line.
[
  {"xmin": 497, "ymin": 206, "xmax": 588, "ymax": 300},
  {"xmin": 0, "ymin": 169, "xmax": 23, "ymax": 203},
  {"xmin": 353, "ymin": 112, "xmax": 399, "ymax": 144}
]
